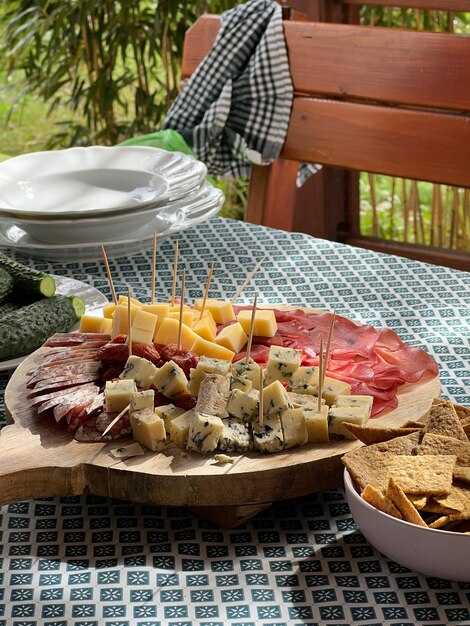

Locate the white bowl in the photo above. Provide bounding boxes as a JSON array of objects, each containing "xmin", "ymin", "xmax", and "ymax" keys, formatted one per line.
[{"xmin": 343, "ymin": 468, "xmax": 470, "ymax": 582}]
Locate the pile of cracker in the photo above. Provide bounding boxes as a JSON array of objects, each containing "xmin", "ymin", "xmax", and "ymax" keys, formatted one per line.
[{"xmin": 342, "ymin": 399, "xmax": 470, "ymax": 532}]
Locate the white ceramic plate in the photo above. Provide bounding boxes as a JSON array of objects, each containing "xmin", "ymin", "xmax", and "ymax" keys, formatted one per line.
[
  {"xmin": 0, "ymin": 274, "xmax": 108, "ymax": 371},
  {"xmin": 0, "ymin": 183, "xmax": 224, "ymax": 261},
  {"xmin": 0, "ymin": 146, "xmax": 207, "ymax": 219}
]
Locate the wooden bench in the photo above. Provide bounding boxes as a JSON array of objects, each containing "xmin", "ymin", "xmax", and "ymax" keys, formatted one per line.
[{"xmin": 182, "ymin": 15, "xmax": 470, "ymax": 270}]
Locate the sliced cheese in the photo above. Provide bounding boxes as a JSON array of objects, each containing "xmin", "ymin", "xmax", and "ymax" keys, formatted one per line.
[{"xmin": 237, "ymin": 309, "xmax": 277, "ymax": 337}]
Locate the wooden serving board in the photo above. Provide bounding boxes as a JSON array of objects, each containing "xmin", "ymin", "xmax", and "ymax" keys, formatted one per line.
[{"xmin": 1, "ymin": 343, "xmax": 440, "ymax": 527}]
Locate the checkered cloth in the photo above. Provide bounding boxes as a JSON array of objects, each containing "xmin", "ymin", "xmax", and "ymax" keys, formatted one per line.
[{"xmin": 161, "ymin": 0, "xmax": 293, "ymax": 179}]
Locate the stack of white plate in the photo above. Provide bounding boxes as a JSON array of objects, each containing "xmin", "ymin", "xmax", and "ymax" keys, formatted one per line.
[{"xmin": 0, "ymin": 146, "xmax": 224, "ymax": 260}]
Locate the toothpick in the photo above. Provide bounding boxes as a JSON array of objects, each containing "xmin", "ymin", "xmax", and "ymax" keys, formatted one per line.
[
  {"xmin": 101, "ymin": 244, "xmax": 117, "ymax": 305},
  {"xmin": 127, "ymin": 286, "xmax": 132, "ymax": 356},
  {"xmin": 258, "ymin": 365, "xmax": 264, "ymax": 427},
  {"xmin": 177, "ymin": 266, "xmax": 186, "ymax": 349},
  {"xmin": 317, "ymin": 335, "xmax": 324, "ymax": 413},
  {"xmin": 245, "ymin": 293, "xmax": 258, "ymax": 365},
  {"xmin": 231, "ymin": 256, "xmax": 265, "ymax": 304},
  {"xmin": 322, "ymin": 310, "xmax": 336, "ymax": 383},
  {"xmin": 199, "ymin": 262, "xmax": 214, "ymax": 320},
  {"xmin": 101, "ymin": 403, "xmax": 130, "ymax": 437},
  {"xmin": 171, "ymin": 239, "xmax": 179, "ymax": 306},
  {"xmin": 151, "ymin": 233, "xmax": 157, "ymax": 304}
]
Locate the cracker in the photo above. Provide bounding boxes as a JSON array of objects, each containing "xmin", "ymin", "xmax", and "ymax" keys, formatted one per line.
[
  {"xmin": 361, "ymin": 484, "xmax": 403, "ymax": 519},
  {"xmin": 434, "ymin": 482, "xmax": 470, "ymax": 513},
  {"xmin": 402, "ymin": 420, "xmax": 425, "ymax": 429},
  {"xmin": 422, "ymin": 499, "xmax": 460, "ymax": 516},
  {"xmin": 407, "ymin": 494, "xmax": 427, "ymax": 510},
  {"xmin": 386, "ymin": 476, "xmax": 427, "ymax": 527},
  {"xmin": 387, "ymin": 454, "xmax": 455, "ymax": 495},
  {"xmin": 428, "ymin": 511, "xmax": 470, "ymax": 528},
  {"xmin": 423, "ymin": 400, "xmax": 468, "ymax": 442},
  {"xmin": 342, "ymin": 432, "xmax": 421, "ymax": 491},
  {"xmin": 342, "ymin": 422, "xmax": 420, "ymax": 445},
  {"xmin": 419, "ymin": 433, "xmax": 470, "ymax": 466},
  {"xmin": 454, "ymin": 465, "xmax": 470, "ymax": 484}
]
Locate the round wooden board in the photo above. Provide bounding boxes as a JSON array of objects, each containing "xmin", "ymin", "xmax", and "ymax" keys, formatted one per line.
[{"xmin": 1, "ymin": 337, "xmax": 440, "ymax": 515}]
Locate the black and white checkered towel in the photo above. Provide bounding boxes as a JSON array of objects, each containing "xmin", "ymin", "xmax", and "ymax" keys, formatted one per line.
[{"xmin": 161, "ymin": 0, "xmax": 293, "ymax": 179}]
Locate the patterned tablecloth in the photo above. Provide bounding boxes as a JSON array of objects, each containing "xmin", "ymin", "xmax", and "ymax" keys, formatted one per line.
[{"xmin": 0, "ymin": 217, "xmax": 469, "ymax": 626}]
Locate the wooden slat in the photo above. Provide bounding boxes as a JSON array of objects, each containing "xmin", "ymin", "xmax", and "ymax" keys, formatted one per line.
[
  {"xmin": 285, "ymin": 22, "xmax": 470, "ymax": 111},
  {"xmin": 343, "ymin": 0, "xmax": 470, "ymax": 10},
  {"xmin": 282, "ymin": 98, "xmax": 470, "ymax": 188},
  {"xmin": 181, "ymin": 15, "xmax": 220, "ymax": 78}
]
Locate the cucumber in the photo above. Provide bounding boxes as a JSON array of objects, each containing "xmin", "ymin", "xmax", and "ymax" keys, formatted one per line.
[
  {"xmin": 0, "ymin": 252, "xmax": 56, "ymax": 299},
  {"xmin": 0, "ymin": 301, "xmax": 19, "ymax": 319},
  {"xmin": 0, "ymin": 294, "xmax": 85, "ymax": 360},
  {"xmin": 0, "ymin": 268, "xmax": 13, "ymax": 304}
]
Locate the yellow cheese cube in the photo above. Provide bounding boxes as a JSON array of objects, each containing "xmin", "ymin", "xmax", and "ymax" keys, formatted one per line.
[
  {"xmin": 190, "ymin": 336, "xmax": 235, "ymax": 362},
  {"xmin": 194, "ymin": 298, "xmax": 235, "ymax": 324},
  {"xmin": 102, "ymin": 302, "xmax": 116, "ymax": 319},
  {"xmin": 101, "ymin": 318, "xmax": 113, "ymax": 334},
  {"xmin": 118, "ymin": 295, "xmax": 143, "ymax": 308},
  {"xmin": 215, "ymin": 322, "xmax": 248, "ymax": 353},
  {"xmin": 110, "ymin": 304, "xmax": 138, "ymax": 339},
  {"xmin": 142, "ymin": 302, "xmax": 170, "ymax": 318},
  {"xmin": 169, "ymin": 304, "xmax": 193, "ymax": 312},
  {"xmin": 105, "ymin": 379, "xmax": 137, "ymax": 413},
  {"xmin": 281, "ymin": 407, "xmax": 308, "ymax": 448},
  {"xmin": 192, "ymin": 317, "xmax": 217, "ymax": 341},
  {"xmin": 169, "ymin": 409, "xmax": 195, "ymax": 448},
  {"xmin": 237, "ymin": 309, "xmax": 277, "ymax": 337},
  {"xmin": 168, "ymin": 310, "xmax": 195, "ymax": 326},
  {"xmin": 304, "ymin": 405, "xmax": 329, "ymax": 443},
  {"xmin": 130, "ymin": 309, "xmax": 158, "ymax": 345},
  {"xmin": 130, "ymin": 408, "xmax": 167, "ymax": 451},
  {"xmin": 154, "ymin": 317, "xmax": 198, "ymax": 350},
  {"xmin": 79, "ymin": 315, "xmax": 105, "ymax": 333}
]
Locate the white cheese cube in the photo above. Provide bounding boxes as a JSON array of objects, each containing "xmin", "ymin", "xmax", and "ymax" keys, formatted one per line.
[
  {"xmin": 105, "ymin": 379, "xmax": 137, "ymax": 413},
  {"xmin": 304, "ymin": 405, "xmax": 329, "ymax": 443},
  {"xmin": 288, "ymin": 366, "xmax": 319, "ymax": 392},
  {"xmin": 226, "ymin": 388, "xmax": 259, "ymax": 422},
  {"xmin": 130, "ymin": 408, "xmax": 167, "ymax": 451},
  {"xmin": 130, "ymin": 390, "xmax": 155, "ymax": 416},
  {"xmin": 120, "ymin": 355, "xmax": 158, "ymax": 389},
  {"xmin": 317, "ymin": 376, "xmax": 351, "ymax": 406},
  {"xmin": 154, "ymin": 403, "xmax": 186, "ymax": 433},
  {"xmin": 288, "ymin": 391, "xmax": 322, "ymax": 409},
  {"xmin": 187, "ymin": 367, "xmax": 207, "ymax": 396},
  {"xmin": 231, "ymin": 357, "xmax": 262, "ymax": 390},
  {"xmin": 187, "ymin": 412, "xmax": 224, "ymax": 453},
  {"xmin": 328, "ymin": 405, "xmax": 370, "ymax": 440},
  {"xmin": 280, "ymin": 407, "xmax": 308, "ymax": 448},
  {"xmin": 262, "ymin": 379, "xmax": 292, "ymax": 418},
  {"xmin": 169, "ymin": 409, "xmax": 195, "ymax": 448},
  {"xmin": 152, "ymin": 360, "xmax": 188, "ymax": 398},
  {"xmin": 252, "ymin": 414, "xmax": 284, "ymax": 453},
  {"xmin": 230, "ymin": 376, "xmax": 253, "ymax": 392},
  {"xmin": 265, "ymin": 346, "xmax": 302, "ymax": 384},
  {"xmin": 196, "ymin": 356, "xmax": 231, "ymax": 376},
  {"xmin": 334, "ymin": 394, "xmax": 373, "ymax": 418},
  {"xmin": 218, "ymin": 417, "xmax": 252, "ymax": 453}
]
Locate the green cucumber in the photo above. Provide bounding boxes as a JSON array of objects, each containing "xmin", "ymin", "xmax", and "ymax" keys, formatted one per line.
[
  {"xmin": 0, "ymin": 268, "xmax": 13, "ymax": 304},
  {"xmin": 0, "ymin": 301, "xmax": 19, "ymax": 319},
  {"xmin": 0, "ymin": 252, "xmax": 56, "ymax": 299},
  {"xmin": 0, "ymin": 294, "xmax": 84, "ymax": 360}
]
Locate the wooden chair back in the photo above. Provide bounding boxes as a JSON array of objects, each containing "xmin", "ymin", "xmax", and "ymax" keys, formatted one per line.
[{"xmin": 182, "ymin": 15, "xmax": 470, "ymax": 269}]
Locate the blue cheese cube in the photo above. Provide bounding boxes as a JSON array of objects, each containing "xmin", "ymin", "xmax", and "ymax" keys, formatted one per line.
[
  {"xmin": 328, "ymin": 405, "xmax": 370, "ymax": 440},
  {"xmin": 334, "ymin": 394, "xmax": 373, "ymax": 418},
  {"xmin": 316, "ymin": 376, "xmax": 351, "ymax": 406},
  {"xmin": 130, "ymin": 389, "xmax": 155, "ymax": 416},
  {"xmin": 105, "ymin": 379, "xmax": 137, "ymax": 413},
  {"xmin": 288, "ymin": 391, "xmax": 321, "ymax": 409},
  {"xmin": 155, "ymin": 403, "xmax": 186, "ymax": 433},
  {"xmin": 280, "ymin": 408, "xmax": 308, "ymax": 448},
  {"xmin": 120, "ymin": 355, "xmax": 158, "ymax": 389},
  {"xmin": 230, "ymin": 376, "xmax": 253, "ymax": 392},
  {"xmin": 187, "ymin": 412, "xmax": 224, "ymax": 453},
  {"xmin": 169, "ymin": 409, "xmax": 195, "ymax": 448},
  {"xmin": 218, "ymin": 417, "xmax": 252, "ymax": 453},
  {"xmin": 264, "ymin": 346, "xmax": 301, "ymax": 384},
  {"xmin": 196, "ymin": 356, "xmax": 231, "ymax": 376},
  {"xmin": 226, "ymin": 388, "xmax": 259, "ymax": 422},
  {"xmin": 262, "ymin": 380, "xmax": 292, "ymax": 418},
  {"xmin": 287, "ymin": 366, "xmax": 319, "ymax": 392},
  {"xmin": 231, "ymin": 357, "xmax": 263, "ymax": 390},
  {"xmin": 304, "ymin": 405, "xmax": 329, "ymax": 443},
  {"xmin": 130, "ymin": 408, "xmax": 167, "ymax": 451},
  {"xmin": 153, "ymin": 360, "xmax": 188, "ymax": 398},
  {"xmin": 252, "ymin": 414, "xmax": 284, "ymax": 453},
  {"xmin": 187, "ymin": 367, "xmax": 206, "ymax": 396}
]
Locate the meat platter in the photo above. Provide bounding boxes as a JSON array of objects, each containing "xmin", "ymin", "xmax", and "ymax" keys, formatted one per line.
[{"xmin": 0, "ymin": 305, "xmax": 440, "ymax": 526}]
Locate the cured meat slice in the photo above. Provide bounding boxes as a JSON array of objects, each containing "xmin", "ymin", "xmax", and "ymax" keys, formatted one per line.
[
  {"xmin": 74, "ymin": 415, "xmax": 130, "ymax": 442},
  {"xmin": 45, "ymin": 332, "xmax": 110, "ymax": 347},
  {"xmin": 35, "ymin": 384, "xmax": 99, "ymax": 413}
]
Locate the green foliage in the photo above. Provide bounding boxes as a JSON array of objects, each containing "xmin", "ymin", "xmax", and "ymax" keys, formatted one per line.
[{"xmin": 0, "ymin": 0, "xmax": 241, "ymax": 147}]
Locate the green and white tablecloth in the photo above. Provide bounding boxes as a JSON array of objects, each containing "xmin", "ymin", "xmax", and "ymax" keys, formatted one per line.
[{"xmin": 0, "ymin": 217, "xmax": 469, "ymax": 625}]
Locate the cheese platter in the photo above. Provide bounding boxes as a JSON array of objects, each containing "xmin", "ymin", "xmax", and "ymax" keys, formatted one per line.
[{"xmin": 2, "ymin": 300, "xmax": 440, "ymax": 527}]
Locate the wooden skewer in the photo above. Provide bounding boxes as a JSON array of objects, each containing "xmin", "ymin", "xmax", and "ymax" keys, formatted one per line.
[
  {"xmin": 101, "ymin": 244, "xmax": 117, "ymax": 305},
  {"xmin": 151, "ymin": 233, "xmax": 157, "ymax": 304},
  {"xmin": 317, "ymin": 335, "xmax": 324, "ymax": 413},
  {"xmin": 177, "ymin": 266, "xmax": 186, "ymax": 349},
  {"xmin": 258, "ymin": 365, "xmax": 264, "ymax": 427},
  {"xmin": 322, "ymin": 310, "xmax": 336, "ymax": 383},
  {"xmin": 101, "ymin": 403, "xmax": 130, "ymax": 438},
  {"xmin": 171, "ymin": 239, "xmax": 179, "ymax": 306},
  {"xmin": 199, "ymin": 262, "xmax": 214, "ymax": 320},
  {"xmin": 245, "ymin": 293, "xmax": 258, "ymax": 365},
  {"xmin": 127, "ymin": 286, "xmax": 132, "ymax": 357},
  {"xmin": 230, "ymin": 256, "xmax": 265, "ymax": 304}
]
